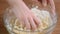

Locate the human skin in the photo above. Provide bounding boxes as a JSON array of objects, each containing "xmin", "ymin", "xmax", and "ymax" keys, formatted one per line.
[{"xmin": 6, "ymin": 0, "xmax": 55, "ymax": 31}]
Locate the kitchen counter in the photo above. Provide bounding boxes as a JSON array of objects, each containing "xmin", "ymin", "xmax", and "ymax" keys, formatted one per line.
[{"xmin": 0, "ymin": 0, "xmax": 60, "ymax": 34}]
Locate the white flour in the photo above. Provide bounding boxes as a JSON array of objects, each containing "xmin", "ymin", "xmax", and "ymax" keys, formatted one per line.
[
  {"xmin": 4, "ymin": 6, "xmax": 53, "ymax": 34},
  {"xmin": 31, "ymin": 7, "xmax": 52, "ymax": 31}
]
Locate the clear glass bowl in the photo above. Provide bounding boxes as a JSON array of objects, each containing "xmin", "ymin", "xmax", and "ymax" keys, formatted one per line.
[{"xmin": 3, "ymin": 0, "xmax": 57, "ymax": 34}]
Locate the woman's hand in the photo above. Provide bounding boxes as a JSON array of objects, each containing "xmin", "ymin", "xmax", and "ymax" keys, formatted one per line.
[
  {"xmin": 38, "ymin": 0, "xmax": 55, "ymax": 15},
  {"xmin": 8, "ymin": 0, "xmax": 41, "ymax": 31},
  {"xmin": 12, "ymin": 7, "xmax": 40, "ymax": 31},
  {"xmin": 32, "ymin": 0, "xmax": 55, "ymax": 15}
]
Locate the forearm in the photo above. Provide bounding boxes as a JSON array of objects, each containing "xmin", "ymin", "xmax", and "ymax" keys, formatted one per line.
[
  {"xmin": 6, "ymin": 0, "xmax": 31, "ymax": 18},
  {"xmin": 6, "ymin": 0, "xmax": 22, "ymax": 6},
  {"xmin": 6, "ymin": 0, "xmax": 30, "ymax": 13}
]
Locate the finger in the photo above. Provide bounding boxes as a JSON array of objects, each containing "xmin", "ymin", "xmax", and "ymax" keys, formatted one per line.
[
  {"xmin": 23, "ymin": 17, "xmax": 31, "ymax": 30},
  {"xmin": 49, "ymin": 0, "xmax": 55, "ymax": 9},
  {"xmin": 28, "ymin": 16, "xmax": 37, "ymax": 31},
  {"xmin": 33, "ymin": 15, "xmax": 41, "ymax": 26},
  {"xmin": 42, "ymin": 0, "xmax": 47, "ymax": 6},
  {"xmin": 49, "ymin": 0, "xmax": 55, "ymax": 15}
]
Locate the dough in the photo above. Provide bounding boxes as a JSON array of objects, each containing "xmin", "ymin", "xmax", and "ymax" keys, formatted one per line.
[{"xmin": 5, "ymin": 6, "xmax": 52, "ymax": 34}]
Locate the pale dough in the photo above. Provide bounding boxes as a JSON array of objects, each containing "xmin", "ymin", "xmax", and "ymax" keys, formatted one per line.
[{"xmin": 6, "ymin": 7, "xmax": 52, "ymax": 34}]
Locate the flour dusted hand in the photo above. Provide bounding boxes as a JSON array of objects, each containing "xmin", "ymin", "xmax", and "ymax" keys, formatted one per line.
[
  {"xmin": 8, "ymin": 0, "xmax": 41, "ymax": 31},
  {"xmin": 11, "ymin": 7, "xmax": 40, "ymax": 31}
]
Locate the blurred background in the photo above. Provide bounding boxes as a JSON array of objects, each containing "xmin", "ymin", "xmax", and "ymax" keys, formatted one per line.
[{"xmin": 0, "ymin": 0, "xmax": 60, "ymax": 34}]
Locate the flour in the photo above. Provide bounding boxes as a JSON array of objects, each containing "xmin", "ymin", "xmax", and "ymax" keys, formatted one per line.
[
  {"xmin": 31, "ymin": 6, "xmax": 52, "ymax": 31},
  {"xmin": 4, "ymin": 6, "xmax": 53, "ymax": 34}
]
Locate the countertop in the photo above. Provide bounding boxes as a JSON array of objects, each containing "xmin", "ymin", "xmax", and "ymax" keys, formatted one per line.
[{"xmin": 0, "ymin": 0, "xmax": 60, "ymax": 34}]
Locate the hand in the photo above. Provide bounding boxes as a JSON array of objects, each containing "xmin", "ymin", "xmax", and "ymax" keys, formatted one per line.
[
  {"xmin": 11, "ymin": 0, "xmax": 41, "ymax": 31},
  {"xmin": 38, "ymin": 0, "xmax": 55, "ymax": 15},
  {"xmin": 32, "ymin": 0, "xmax": 55, "ymax": 15}
]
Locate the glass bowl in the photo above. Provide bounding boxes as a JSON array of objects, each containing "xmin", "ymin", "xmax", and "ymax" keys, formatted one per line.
[{"xmin": 3, "ymin": 0, "xmax": 57, "ymax": 34}]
